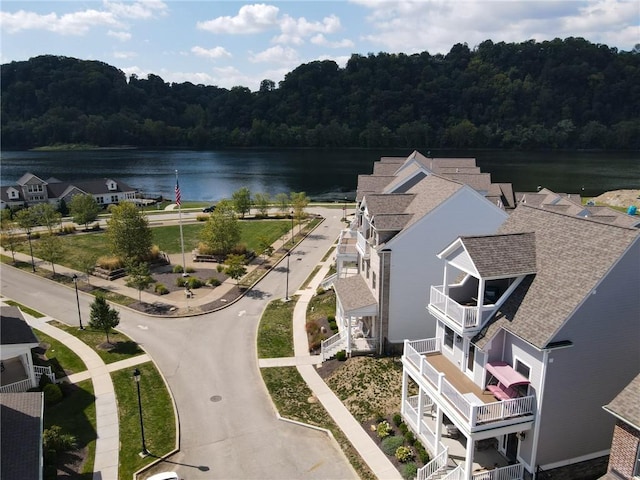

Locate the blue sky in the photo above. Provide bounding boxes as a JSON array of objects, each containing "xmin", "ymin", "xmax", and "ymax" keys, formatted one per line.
[{"xmin": 2, "ymin": 1, "xmax": 638, "ymax": 91}]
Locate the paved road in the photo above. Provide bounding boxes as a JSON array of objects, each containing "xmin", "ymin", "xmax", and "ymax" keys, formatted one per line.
[{"xmin": 1, "ymin": 207, "xmax": 356, "ymax": 480}]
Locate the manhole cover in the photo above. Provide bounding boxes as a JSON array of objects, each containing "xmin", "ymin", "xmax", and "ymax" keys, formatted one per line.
[{"xmin": 210, "ymin": 395, "xmax": 222, "ymax": 402}]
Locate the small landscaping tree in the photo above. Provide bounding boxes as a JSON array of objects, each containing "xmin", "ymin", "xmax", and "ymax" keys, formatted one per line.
[
  {"xmin": 125, "ymin": 261, "xmax": 154, "ymax": 301},
  {"xmin": 106, "ymin": 202, "xmax": 152, "ymax": 263},
  {"xmin": 69, "ymin": 194, "xmax": 100, "ymax": 231},
  {"xmin": 36, "ymin": 234, "xmax": 64, "ymax": 276},
  {"xmin": 89, "ymin": 295, "xmax": 120, "ymax": 344},
  {"xmin": 0, "ymin": 215, "xmax": 22, "ymax": 263},
  {"xmin": 224, "ymin": 254, "xmax": 247, "ymax": 285},
  {"xmin": 200, "ymin": 200, "xmax": 240, "ymax": 257},
  {"xmin": 253, "ymin": 192, "xmax": 270, "ymax": 217},
  {"xmin": 232, "ymin": 186, "xmax": 252, "ymax": 218},
  {"xmin": 31, "ymin": 203, "xmax": 62, "ymax": 235}
]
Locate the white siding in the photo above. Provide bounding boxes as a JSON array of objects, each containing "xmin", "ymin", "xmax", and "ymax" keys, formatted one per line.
[{"xmin": 385, "ymin": 187, "xmax": 507, "ymax": 342}]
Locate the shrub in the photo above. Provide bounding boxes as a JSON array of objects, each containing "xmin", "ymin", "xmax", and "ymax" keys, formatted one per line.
[
  {"xmin": 414, "ymin": 442, "xmax": 430, "ymax": 464},
  {"xmin": 146, "ymin": 244, "xmax": 161, "ymax": 260},
  {"xmin": 175, "ymin": 277, "xmax": 187, "ymax": 287},
  {"xmin": 327, "ymin": 314, "xmax": 335, "ymax": 322},
  {"xmin": 404, "ymin": 430, "xmax": 415, "ymax": 445},
  {"xmin": 395, "ymin": 446, "xmax": 414, "ymax": 463},
  {"xmin": 43, "ymin": 383, "xmax": 63, "ymax": 405},
  {"xmin": 207, "ymin": 278, "xmax": 221, "ymax": 287},
  {"xmin": 96, "ymin": 255, "xmax": 123, "ymax": 271},
  {"xmin": 154, "ymin": 283, "xmax": 168, "ymax": 295},
  {"xmin": 335, "ymin": 350, "xmax": 347, "ymax": 362},
  {"xmin": 58, "ymin": 224, "xmax": 76, "ymax": 234},
  {"xmin": 196, "ymin": 214, "xmax": 209, "ymax": 221},
  {"xmin": 328, "ymin": 319, "xmax": 337, "ymax": 332},
  {"xmin": 185, "ymin": 266, "xmax": 195, "ymax": 273},
  {"xmin": 216, "ymin": 264, "xmax": 225, "ymax": 273},
  {"xmin": 309, "ymin": 339, "xmax": 321, "ymax": 351},
  {"xmin": 399, "ymin": 422, "xmax": 408, "ymax": 435},
  {"xmin": 306, "ymin": 320, "xmax": 321, "ymax": 335},
  {"xmin": 172, "ymin": 265, "xmax": 184, "ymax": 273},
  {"xmin": 392, "ymin": 413, "xmax": 403, "ymax": 426},
  {"xmin": 315, "ymin": 286, "xmax": 326, "ymax": 295},
  {"xmin": 376, "ymin": 420, "xmax": 392, "ymax": 439},
  {"xmin": 39, "ymin": 373, "xmax": 53, "ymax": 388},
  {"xmin": 198, "ymin": 242, "xmax": 215, "ymax": 255},
  {"xmin": 401, "ymin": 462, "xmax": 418, "ymax": 480},
  {"xmin": 43, "ymin": 425, "xmax": 77, "ymax": 452},
  {"xmin": 187, "ymin": 277, "xmax": 203, "ymax": 289},
  {"xmin": 381, "ymin": 435, "xmax": 404, "ymax": 455}
]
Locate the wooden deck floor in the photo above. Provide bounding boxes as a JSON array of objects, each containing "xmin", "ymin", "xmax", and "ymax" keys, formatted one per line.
[{"xmin": 426, "ymin": 353, "xmax": 497, "ymax": 404}]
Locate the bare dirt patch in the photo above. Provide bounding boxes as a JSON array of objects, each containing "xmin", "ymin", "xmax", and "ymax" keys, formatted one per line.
[{"xmin": 591, "ymin": 189, "xmax": 640, "ymax": 208}]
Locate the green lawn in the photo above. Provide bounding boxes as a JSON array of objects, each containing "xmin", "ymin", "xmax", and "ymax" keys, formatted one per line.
[
  {"xmin": 45, "ymin": 379, "xmax": 97, "ymax": 478},
  {"xmin": 49, "ymin": 320, "xmax": 144, "ymax": 364},
  {"xmin": 33, "ymin": 328, "xmax": 87, "ymax": 378},
  {"xmin": 257, "ymin": 298, "xmax": 296, "ymax": 358},
  {"xmin": 112, "ymin": 362, "xmax": 176, "ymax": 480}
]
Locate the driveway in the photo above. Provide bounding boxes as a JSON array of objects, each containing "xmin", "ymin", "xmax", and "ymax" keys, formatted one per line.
[{"xmin": 0, "ymin": 207, "xmax": 356, "ymax": 479}]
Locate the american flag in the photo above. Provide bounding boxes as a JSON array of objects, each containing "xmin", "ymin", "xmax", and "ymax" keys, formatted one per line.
[{"xmin": 175, "ymin": 180, "xmax": 181, "ymax": 206}]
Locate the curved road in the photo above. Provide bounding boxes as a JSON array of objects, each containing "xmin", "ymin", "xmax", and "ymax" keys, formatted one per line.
[{"xmin": 0, "ymin": 207, "xmax": 356, "ymax": 480}]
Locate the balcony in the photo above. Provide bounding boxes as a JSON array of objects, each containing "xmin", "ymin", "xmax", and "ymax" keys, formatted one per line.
[
  {"xmin": 403, "ymin": 339, "xmax": 535, "ymax": 434},
  {"xmin": 356, "ymin": 230, "xmax": 371, "ymax": 258},
  {"xmin": 429, "ymin": 286, "xmax": 495, "ymax": 332}
]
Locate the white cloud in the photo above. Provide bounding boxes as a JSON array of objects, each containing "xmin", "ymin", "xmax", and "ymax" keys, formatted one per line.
[
  {"xmin": 197, "ymin": 4, "xmax": 280, "ymax": 34},
  {"xmin": 103, "ymin": 0, "xmax": 169, "ymax": 19},
  {"xmin": 249, "ymin": 45, "xmax": 299, "ymax": 65},
  {"xmin": 310, "ymin": 34, "xmax": 354, "ymax": 48},
  {"xmin": 272, "ymin": 13, "xmax": 343, "ymax": 45},
  {"xmin": 0, "ymin": 8, "xmax": 121, "ymax": 35},
  {"xmin": 113, "ymin": 51, "xmax": 137, "ymax": 59},
  {"xmin": 108, "ymin": 30, "xmax": 132, "ymax": 41},
  {"xmin": 191, "ymin": 46, "xmax": 232, "ymax": 60}
]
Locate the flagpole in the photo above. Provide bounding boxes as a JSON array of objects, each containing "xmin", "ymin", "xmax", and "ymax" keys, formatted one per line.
[{"xmin": 175, "ymin": 170, "xmax": 186, "ymax": 275}]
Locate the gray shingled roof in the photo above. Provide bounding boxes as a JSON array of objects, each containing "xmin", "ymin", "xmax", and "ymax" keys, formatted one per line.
[
  {"xmin": 333, "ymin": 275, "xmax": 378, "ymax": 315},
  {"xmin": 1, "ymin": 392, "xmax": 44, "ymax": 480},
  {"xmin": 372, "ymin": 214, "xmax": 412, "ymax": 231},
  {"xmin": 460, "ymin": 233, "xmax": 537, "ymax": 278},
  {"xmin": 603, "ymin": 373, "xmax": 640, "ymax": 430},
  {"xmin": 364, "ymin": 194, "xmax": 414, "ymax": 215},
  {"xmin": 1, "ymin": 306, "xmax": 38, "ymax": 346},
  {"xmin": 356, "ymin": 175, "xmax": 395, "ymax": 201},
  {"xmin": 474, "ymin": 205, "xmax": 639, "ymax": 349},
  {"xmin": 372, "ymin": 162, "xmax": 402, "ymax": 176}
]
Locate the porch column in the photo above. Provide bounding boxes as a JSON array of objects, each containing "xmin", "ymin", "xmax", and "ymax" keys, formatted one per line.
[
  {"xmin": 346, "ymin": 315, "xmax": 352, "ymax": 356},
  {"xmin": 416, "ymin": 387, "xmax": 425, "ymax": 436},
  {"xmin": 464, "ymin": 435, "xmax": 474, "ymax": 479},
  {"xmin": 442, "ymin": 264, "xmax": 449, "ymax": 295},
  {"xmin": 434, "ymin": 406, "xmax": 443, "ymax": 455},
  {"xmin": 401, "ymin": 370, "xmax": 408, "ymax": 416},
  {"xmin": 23, "ymin": 352, "xmax": 37, "ymax": 388},
  {"xmin": 477, "ymin": 278, "xmax": 485, "ymax": 322}
]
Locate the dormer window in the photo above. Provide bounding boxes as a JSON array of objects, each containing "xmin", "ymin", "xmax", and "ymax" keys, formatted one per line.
[{"xmin": 107, "ymin": 180, "xmax": 117, "ymax": 191}]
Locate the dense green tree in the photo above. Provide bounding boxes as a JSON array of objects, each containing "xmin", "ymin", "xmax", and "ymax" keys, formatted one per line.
[
  {"xmin": 31, "ymin": 203, "xmax": 61, "ymax": 234},
  {"xmin": 232, "ymin": 187, "xmax": 252, "ymax": 218},
  {"xmin": 69, "ymin": 194, "xmax": 100, "ymax": 230},
  {"xmin": 106, "ymin": 202, "xmax": 152, "ymax": 262},
  {"xmin": 89, "ymin": 294, "xmax": 120, "ymax": 344},
  {"xmin": 0, "ymin": 215, "xmax": 22, "ymax": 263},
  {"xmin": 253, "ymin": 192, "xmax": 270, "ymax": 217},
  {"xmin": 200, "ymin": 200, "xmax": 240, "ymax": 257}
]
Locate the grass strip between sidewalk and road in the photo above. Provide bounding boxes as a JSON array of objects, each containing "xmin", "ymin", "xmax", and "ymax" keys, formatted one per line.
[
  {"xmin": 260, "ymin": 366, "xmax": 375, "ymax": 480},
  {"xmin": 257, "ymin": 298, "xmax": 295, "ymax": 358},
  {"xmin": 112, "ymin": 361, "xmax": 176, "ymax": 480},
  {"xmin": 49, "ymin": 320, "xmax": 145, "ymax": 364}
]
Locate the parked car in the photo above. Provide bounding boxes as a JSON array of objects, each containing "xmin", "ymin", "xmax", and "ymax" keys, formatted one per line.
[
  {"xmin": 202, "ymin": 205, "xmax": 216, "ymax": 213},
  {"xmin": 147, "ymin": 472, "xmax": 180, "ymax": 480}
]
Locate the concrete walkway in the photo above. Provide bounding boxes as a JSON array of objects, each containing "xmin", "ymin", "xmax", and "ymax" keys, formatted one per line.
[
  {"xmin": 2, "ymin": 221, "xmax": 403, "ymax": 479},
  {"xmin": 258, "ymin": 254, "xmax": 404, "ymax": 480},
  {"xmin": 2, "ymin": 307, "xmax": 151, "ymax": 480}
]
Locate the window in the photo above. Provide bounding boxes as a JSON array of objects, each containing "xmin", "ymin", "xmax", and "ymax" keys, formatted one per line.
[
  {"xmin": 96, "ymin": 196, "xmax": 104, "ymax": 204},
  {"xmin": 467, "ymin": 344, "xmax": 475, "ymax": 372},
  {"xmin": 111, "ymin": 195, "xmax": 118, "ymax": 203},
  {"xmin": 515, "ymin": 359, "xmax": 530, "ymax": 379},
  {"xmin": 372, "ymin": 272, "xmax": 376, "ymax": 289},
  {"xmin": 444, "ymin": 326, "xmax": 454, "ymax": 349},
  {"xmin": 366, "ymin": 260, "xmax": 370, "ymax": 279}
]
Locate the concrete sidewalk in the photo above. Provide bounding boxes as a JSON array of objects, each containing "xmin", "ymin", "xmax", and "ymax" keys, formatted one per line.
[
  {"xmin": 7, "ymin": 310, "xmax": 151, "ymax": 480},
  {"xmin": 262, "ymin": 255, "xmax": 404, "ymax": 480}
]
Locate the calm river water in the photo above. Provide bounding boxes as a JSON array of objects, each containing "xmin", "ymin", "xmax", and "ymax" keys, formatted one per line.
[{"xmin": 1, "ymin": 149, "xmax": 638, "ymax": 202}]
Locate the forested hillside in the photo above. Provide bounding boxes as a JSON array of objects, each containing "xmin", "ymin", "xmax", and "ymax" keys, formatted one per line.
[{"xmin": 2, "ymin": 37, "xmax": 639, "ymax": 150}]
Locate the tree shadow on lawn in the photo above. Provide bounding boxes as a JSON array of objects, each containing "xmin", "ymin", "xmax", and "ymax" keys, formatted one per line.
[{"xmin": 99, "ymin": 340, "xmax": 143, "ymax": 356}]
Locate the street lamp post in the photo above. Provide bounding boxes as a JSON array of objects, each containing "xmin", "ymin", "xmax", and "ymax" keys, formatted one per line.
[
  {"xmin": 343, "ymin": 197, "xmax": 347, "ymax": 221},
  {"xmin": 285, "ymin": 249, "xmax": 290, "ymax": 301},
  {"xmin": 290, "ymin": 210, "xmax": 295, "ymax": 247},
  {"xmin": 133, "ymin": 368, "xmax": 149, "ymax": 457},
  {"xmin": 72, "ymin": 274, "xmax": 84, "ymax": 329},
  {"xmin": 26, "ymin": 231, "xmax": 35, "ymax": 272}
]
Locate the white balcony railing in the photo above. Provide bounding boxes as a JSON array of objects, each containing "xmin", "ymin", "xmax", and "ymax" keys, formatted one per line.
[
  {"xmin": 417, "ymin": 447, "xmax": 449, "ymax": 480},
  {"xmin": 356, "ymin": 231, "xmax": 370, "ymax": 258},
  {"xmin": 404, "ymin": 340, "xmax": 535, "ymax": 430},
  {"xmin": 472, "ymin": 463, "xmax": 524, "ymax": 480},
  {"xmin": 0, "ymin": 378, "xmax": 33, "ymax": 393},
  {"xmin": 430, "ymin": 286, "xmax": 479, "ymax": 329}
]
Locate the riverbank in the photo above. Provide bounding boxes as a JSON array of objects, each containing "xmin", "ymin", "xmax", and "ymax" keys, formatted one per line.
[{"xmin": 592, "ymin": 189, "xmax": 640, "ymax": 209}]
